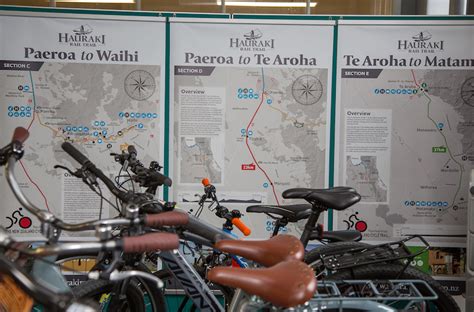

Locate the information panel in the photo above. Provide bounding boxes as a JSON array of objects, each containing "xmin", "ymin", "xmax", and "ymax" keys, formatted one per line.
[
  {"xmin": 0, "ymin": 12, "xmax": 166, "ymax": 239},
  {"xmin": 334, "ymin": 20, "xmax": 474, "ymax": 246},
  {"xmin": 170, "ymin": 18, "xmax": 334, "ymax": 238}
]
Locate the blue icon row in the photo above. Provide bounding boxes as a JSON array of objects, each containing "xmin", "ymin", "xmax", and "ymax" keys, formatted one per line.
[
  {"xmin": 8, "ymin": 106, "xmax": 32, "ymax": 112},
  {"xmin": 118, "ymin": 112, "xmax": 158, "ymax": 119},
  {"xmin": 237, "ymin": 93, "xmax": 259, "ymax": 100},
  {"xmin": 8, "ymin": 112, "xmax": 31, "ymax": 118},
  {"xmin": 404, "ymin": 200, "xmax": 448, "ymax": 207},
  {"xmin": 66, "ymin": 126, "xmax": 90, "ymax": 133},
  {"xmin": 92, "ymin": 130, "xmax": 108, "ymax": 136},
  {"xmin": 374, "ymin": 89, "xmax": 418, "ymax": 95},
  {"xmin": 93, "ymin": 121, "xmax": 107, "ymax": 127},
  {"xmin": 265, "ymin": 221, "xmax": 288, "ymax": 233},
  {"xmin": 18, "ymin": 85, "xmax": 30, "ymax": 92},
  {"xmin": 238, "ymin": 88, "xmax": 254, "ymax": 94},
  {"xmin": 240, "ymin": 129, "xmax": 253, "ymax": 136}
]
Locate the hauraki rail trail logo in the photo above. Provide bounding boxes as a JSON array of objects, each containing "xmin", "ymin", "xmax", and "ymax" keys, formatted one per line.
[
  {"xmin": 398, "ymin": 31, "xmax": 444, "ymax": 53},
  {"xmin": 58, "ymin": 24, "xmax": 106, "ymax": 47},
  {"xmin": 230, "ymin": 29, "xmax": 275, "ymax": 52}
]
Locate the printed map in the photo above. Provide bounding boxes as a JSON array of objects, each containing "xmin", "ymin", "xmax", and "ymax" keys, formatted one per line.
[
  {"xmin": 337, "ymin": 69, "xmax": 474, "ymax": 243},
  {"xmin": 174, "ymin": 67, "xmax": 328, "ymax": 238},
  {"xmin": 0, "ymin": 62, "xmax": 162, "ymax": 238}
]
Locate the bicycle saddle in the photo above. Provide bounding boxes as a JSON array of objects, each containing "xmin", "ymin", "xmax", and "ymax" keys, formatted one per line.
[
  {"xmin": 283, "ymin": 188, "xmax": 361, "ymax": 211},
  {"xmin": 207, "ymin": 260, "xmax": 316, "ymax": 308},
  {"xmin": 246, "ymin": 204, "xmax": 311, "ymax": 222},
  {"xmin": 282, "ymin": 186, "xmax": 356, "ymax": 199},
  {"xmin": 214, "ymin": 234, "xmax": 304, "ymax": 267}
]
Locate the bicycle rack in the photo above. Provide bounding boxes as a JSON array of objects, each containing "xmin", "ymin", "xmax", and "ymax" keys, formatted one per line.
[
  {"xmin": 309, "ymin": 279, "xmax": 438, "ymax": 312},
  {"xmin": 319, "ymin": 235, "xmax": 430, "ymax": 270}
]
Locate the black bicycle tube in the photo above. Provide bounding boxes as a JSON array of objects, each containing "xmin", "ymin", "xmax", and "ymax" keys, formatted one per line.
[
  {"xmin": 300, "ymin": 210, "xmax": 321, "ymax": 247},
  {"xmin": 186, "ymin": 215, "xmax": 234, "ymax": 243}
]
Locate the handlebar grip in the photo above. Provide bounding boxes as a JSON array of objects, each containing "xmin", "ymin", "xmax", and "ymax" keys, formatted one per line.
[
  {"xmin": 149, "ymin": 171, "xmax": 172, "ymax": 187},
  {"xmin": 231, "ymin": 218, "xmax": 251, "ymax": 236},
  {"xmin": 122, "ymin": 232, "xmax": 179, "ymax": 253},
  {"xmin": 145, "ymin": 211, "xmax": 189, "ymax": 227},
  {"xmin": 12, "ymin": 127, "xmax": 29, "ymax": 144},
  {"xmin": 61, "ymin": 142, "xmax": 90, "ymax": 166},
  {"xmin": 128, "ymin": 145, "xmax": 137, "ymax": 157}
]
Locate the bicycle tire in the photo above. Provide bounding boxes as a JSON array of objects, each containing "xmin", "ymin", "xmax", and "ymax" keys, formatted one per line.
[
  {"xmin": 154, "ymin": 269, "xmax": 233, "ymax": 311},
  {"xmin": 305, "ymin": 242, "xmax": 459, "ymax": 312},
  {"xmin": 57, "ymin": 255, "xmax": 166, "ymax": 312},
  {"xmin": 73, "ymin": 278, "xmax": 163, "ymax": 312}
]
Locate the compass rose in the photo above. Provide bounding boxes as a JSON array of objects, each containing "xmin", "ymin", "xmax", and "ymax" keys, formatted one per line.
[
  {"xmin": 292, "ymin": 75, "xmax": 323, "ymax": 105},
  {"xmin": 461, "ymin": 77, "xmax": 474, "ymax": 107},
  {"xmin": 124, "ymin": 70, "xmax": 156, "ymax": 101}
]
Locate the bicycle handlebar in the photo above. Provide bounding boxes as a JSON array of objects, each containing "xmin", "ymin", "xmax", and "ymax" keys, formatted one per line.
[
  {"xmin": 62, "ymin": 142, "xmax": 130, "ymax": 202},
  {"xmin": 6, "ymin": 157, "xmax": 182, "ymax": 232},
  {"xmin": 18, "ymin": 232, "xmax": 179, "ymax": 257},
  {"xmin": 113, "ymin": 145, "xmax": 172, "ymax": 188}
]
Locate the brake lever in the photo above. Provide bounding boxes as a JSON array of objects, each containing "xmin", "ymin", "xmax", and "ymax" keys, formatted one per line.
[
  {"xmin": 88, "ymin": 250, "xmax": 122, "ymax": 280},
  {"xmin": 89, "ymin": 269, "xmax": 164, "ymax": 288},
  {"xmin": 55, "ymin": 165, "xmax": 99, "ymax": 195},
  {"xmin": 54, "ymin": 165, "xmax": 80, "ymax": 177}
]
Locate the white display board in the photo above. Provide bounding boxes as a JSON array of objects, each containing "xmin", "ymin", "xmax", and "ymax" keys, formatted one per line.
[
  {"xmin": 334, "ymin": 20, "xmax": 474, "ymax": 246},
  {"xmin": 0, "ymin": 11, "xmax": 166, "ymax": 239},
  {"xmin": 170, "ymin": 18, "xmax": 335, "ymax": 238}
]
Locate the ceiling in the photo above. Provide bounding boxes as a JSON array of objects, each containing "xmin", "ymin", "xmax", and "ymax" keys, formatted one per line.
[{"xmin": 0, "ymin": 0, "xmax": 394, "ymax": 15}]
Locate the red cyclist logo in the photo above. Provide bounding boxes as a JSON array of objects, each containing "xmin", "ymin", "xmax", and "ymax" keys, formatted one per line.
[
  {"xmin": 6, "ymin": 208, "xmax": 32, "ymax": 229},
  {"xmin": 343, "ymin": 212, "xmax": 367, "ymax": 233}
]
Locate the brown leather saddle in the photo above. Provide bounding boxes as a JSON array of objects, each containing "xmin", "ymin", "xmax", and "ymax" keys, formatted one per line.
[
  {"xmin": 214, "ymin": 234, "xmax": 304, "ymax": 267},
  {"xmin": 208, "ymin": 260, "xmax": 316, "ymax": 308},
  {"xmin": 209, "ymin": 234, "xmax": 316, "ymax": 307}
]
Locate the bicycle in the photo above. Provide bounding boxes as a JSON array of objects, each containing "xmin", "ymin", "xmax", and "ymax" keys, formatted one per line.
[
  {"xmin": 1, "ymin": 129, "xmax": 184, "ymax": 311},
  {"xmin": 157, "ymin": 176, "xmax": 458, "ymax": 311},
  {"xmin": 7, "ymin": 131, "xmax": 453, "ymax": 312},
  {"xmin": 246, "ymin": 186, "xmax": 460, "ymax": 312},
  {"xmin": 3, "ymin": 129, "xmax": 323, "ymax": 311},
  {"xmin": 51, "ymin": 141, "xmax": 425, "ymax": 311}
]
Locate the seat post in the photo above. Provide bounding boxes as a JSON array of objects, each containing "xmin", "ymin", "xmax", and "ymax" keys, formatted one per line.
[
  {"xmin": 300, "ymin": 208, "xmax": 322, "ymax": 247},
  {"xmin": 272, "ymin": 219, "xmax": 281, "ymax": 237},
  {"xmin": 271, "ymin": 218, "xmax": 289, "ymax": 237}
]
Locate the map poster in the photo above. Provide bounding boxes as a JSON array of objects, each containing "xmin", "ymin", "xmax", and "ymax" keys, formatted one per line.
[
  {"xmin": 170, "ymin": 18, "xmax": 335, "ymax": 238},
  {"xmin": 334, "ymin": 20, "xmax": 474, "ymax": 246},
  {"xmin": 0, "ymin": 11, "xmax": 166, "ymax": 240}
]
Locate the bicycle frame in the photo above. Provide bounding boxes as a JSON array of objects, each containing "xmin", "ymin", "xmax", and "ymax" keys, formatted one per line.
[{"xmin": 160, "ymin": 249, "xmax": 224, "ymax": 312}]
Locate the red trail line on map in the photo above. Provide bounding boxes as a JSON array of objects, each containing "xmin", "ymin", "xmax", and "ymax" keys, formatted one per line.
[{"xmin": 245, "ymin": 89, "xmax": 280, "ymax": 205}]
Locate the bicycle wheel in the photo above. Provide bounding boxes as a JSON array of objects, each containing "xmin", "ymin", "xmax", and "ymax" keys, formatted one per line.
[
  {"xmin": 57, "ymin": 255, "xmax": 166, "ymax": 312},
  {"xmin": 154, "ymin": 269, "xmax": 232, "ymax": 312},
  {"xmin": 305, "ymin": 242, "xmax": 459, "ymax": 312},
  {"xmin": 73, "ymin": 278, "xmax": 151, "ymax": 312}
]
